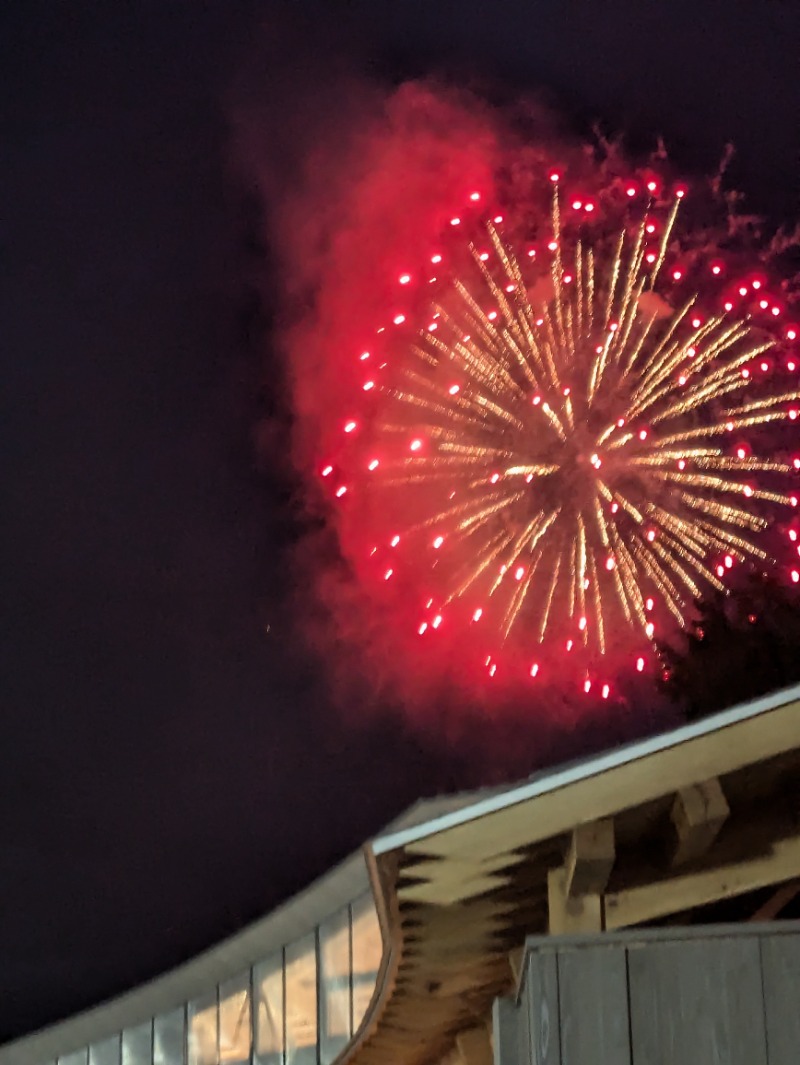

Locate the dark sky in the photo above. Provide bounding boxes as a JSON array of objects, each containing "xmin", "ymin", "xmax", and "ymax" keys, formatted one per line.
[{"xmin": 2, "ymin": 0, "xmax": 799, "ymax": 1042}]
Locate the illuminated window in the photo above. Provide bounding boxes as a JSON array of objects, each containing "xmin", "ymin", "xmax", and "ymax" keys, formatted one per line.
[
  {"xmin": 320, "ymin": 909, "xmax": 350, "ymax": 1065},
  {"xmin": 254, "ymin": 954, "xmax": 284, "ymax": 1065},
  {"xmin": 122, "ymin": 1023, "xmax": 152, "ymax": 1065},
  {"xmin": 153, "ymin": 1009, "xmax": 185, "ymax": 1065},
  {"xmin": 285, "ymin": 934, "xmax": 317, "ymax": 1065},
  {"xmin": 351, "ymin": 895, "xmax": 382, "ymax": 1032},
  {"xmin": 90, "ymin": 1038, "xmax": 121, "ymax": 1065},
  {"xmin": 189, "ymin": 992, "xmax": 218, "ymax": 1065},
  {"xmin": 219, "ymin": 972, "xmax": 251, "ymax": 1065},
  {"xmin": 59, "ymin": 1052, "xmax": 88, "ymax": 1065}
]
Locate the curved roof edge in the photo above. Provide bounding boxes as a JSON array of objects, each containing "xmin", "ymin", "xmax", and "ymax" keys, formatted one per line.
[
  {"xmin": 372, "ymin": 679, "xmax": 800, "ymax": 855},
  {"xmin": 0, "ymin": 792, "xmax": 494, "ymax": 1065},
  {"xmin": 6, "ymin": 681, "xmax": 800, "ymax": 1065},
  {"xmin": 0, "ymin": 850, "xmax": 370, "ymax": 1065}
]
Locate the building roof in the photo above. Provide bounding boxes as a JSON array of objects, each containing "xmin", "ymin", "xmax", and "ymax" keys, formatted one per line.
[
  {"xmin": 3, "ymin": 683, "xmax": 800, "ymax": 1065},
  {"xmin": 354, "ymin": 682, "xmax": 800, "ymax": 1065},
  {"xmin": 373, "ymin": 681, "xmax": 800, "ymax": 854}
]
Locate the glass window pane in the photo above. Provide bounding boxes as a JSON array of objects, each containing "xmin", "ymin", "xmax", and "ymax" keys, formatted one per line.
[
  {"xmin": 123, "ymin": 1023, "xmax": 152, "ymax": 1065},
  {"xmin": 59, "ymin": 1052, "xmax": 88, "ymax": 1065},
  {"xmin": 219, "ymin": 972, "xmax": 251, "ymax": 1065},
  {"xmin": 91, "ymin": 1037, "xmax": 121, "ymax": 1065},
  {"xmin": 351, "ymin": 895, "xmax": 382, "ymax": 1032},
  {"xmin": 188, "ymin": 991, "xmax": 218, "ymax": 1065},
  {"xmin": 319, "ymin": 909, "xmax": 350, "ymax": 1065},
  {"xmin": 154, "ymin": 1008, "xmax": 185, "ymax": 1065},
  {"xmin": 285, "ymin": 934, "xmax": 317, "ymax": 1065},
  {"xmin": 254, "ymin": 955, "xmax": 284, "ymax": 1065}
]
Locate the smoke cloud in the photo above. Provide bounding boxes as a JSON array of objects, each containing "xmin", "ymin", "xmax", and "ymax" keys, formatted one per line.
[{"xmin": 231, "ymin": 50, "xmax": 678, "ymax": 751}]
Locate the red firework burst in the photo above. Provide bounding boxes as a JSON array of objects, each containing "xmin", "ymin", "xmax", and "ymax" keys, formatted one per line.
[{"xmin": 316, "ymin": 167, "xmax": 800, "ymax": 699}]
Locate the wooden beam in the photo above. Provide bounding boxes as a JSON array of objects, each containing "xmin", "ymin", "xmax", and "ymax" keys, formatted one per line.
[
  {"xmin": 402, "ymin": 900, "xmax": 510, "ymax": 943},
  {"xmin": 605, "ymin": 832, "xmax": 800, "ymax": 929},
  {"xmin": 402, "ymin": 854, "xmax": 516, "ymax": 882},
  {"xmin": 397, "ymin": 871, "xmax": 508, "ymax": 905},
  {"xmin": 548, "ymin": 866, "xmax": 603, "ymax": 934},
  {"xmin": 564, "ymin": 818, "xmax": 616, "ymax": 896},
  {"xmin": 670, "ymin": 777, "xmax": 730, "ymax": 866},
  {"xmin": 748, "ymin": 878, "xmax": 800, "ymax": 922},
  {"xmin": 428, "ymin": 963, "xmax": 504, "ymax": 999},
  {"xmin": 402, "ymin": 699, "xmax": 800, "ymax": 860},
  {"xmin": 456, "ymin": 1025, "xmax": 493, "ymax": 1065}
]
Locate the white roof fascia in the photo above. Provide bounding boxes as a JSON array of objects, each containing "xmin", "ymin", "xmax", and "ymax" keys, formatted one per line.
[{"xmin": 372, "ymin": 681, "xmax": 800, "ymax": 856}]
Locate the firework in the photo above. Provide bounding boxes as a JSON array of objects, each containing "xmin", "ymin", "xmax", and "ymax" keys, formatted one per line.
[{"xmin": 320, "ymin": 173, "xmax": 799, "ymax": 693}]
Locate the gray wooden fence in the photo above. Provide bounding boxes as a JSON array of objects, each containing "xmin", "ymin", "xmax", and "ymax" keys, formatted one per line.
[{"xmin": 493, "ymin": 923, "xmax": 800, "ymax": 1065}]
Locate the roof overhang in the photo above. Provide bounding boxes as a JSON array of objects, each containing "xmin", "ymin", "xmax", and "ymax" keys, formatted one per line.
[{"xmin": 352, "ymin": 685, "xmax": 800, "ymax": 1065}]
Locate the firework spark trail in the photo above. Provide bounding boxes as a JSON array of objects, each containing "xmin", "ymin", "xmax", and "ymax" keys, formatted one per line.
[{"xmin": 321, "ymin": 169, "xmax": 800, "ymax": 694}]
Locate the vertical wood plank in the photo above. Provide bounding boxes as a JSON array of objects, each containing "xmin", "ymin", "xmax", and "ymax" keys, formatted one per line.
[
  {"xmin": 492, "ymin": 996, "xmax": 519, "ymax": 1065},
  {"xmin": 628, "ymin": 937, "xmax": 767, "ymax": 1065},
  {"xmin": 516, "ymin": 957, "xmax": 531, "ymax": 1065},
  {"xmin": 759, "ymin": 933, "xmax": 800, "ymax": 1065},
  {"xmin": 557, "ymin": 945, "xmax": 631, "ymax": 1065},
  {"xmin": 524, "ymin": 952, "xmax": 561, "ymax": 1065}
]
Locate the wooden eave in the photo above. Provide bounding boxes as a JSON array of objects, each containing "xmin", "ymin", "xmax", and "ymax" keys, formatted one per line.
[{"xmin": 348, "ymin": 690, "xmax": 800, "ymax": 1065}]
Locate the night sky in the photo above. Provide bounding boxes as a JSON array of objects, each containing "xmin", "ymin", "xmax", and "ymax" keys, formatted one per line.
[{"xmin": 2, "ymin": 0, "xmax": 799, "ymax": 1042}]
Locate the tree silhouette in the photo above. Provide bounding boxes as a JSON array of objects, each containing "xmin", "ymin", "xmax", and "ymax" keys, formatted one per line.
[{"xmin": 659, "ymin": 573, "xmax": 800, "ymax": 722}]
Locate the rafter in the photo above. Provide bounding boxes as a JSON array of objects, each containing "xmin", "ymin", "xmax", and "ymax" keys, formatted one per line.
[{"xmin": 605, "ymin": 833, "xmax": 800, "ymax": 929}]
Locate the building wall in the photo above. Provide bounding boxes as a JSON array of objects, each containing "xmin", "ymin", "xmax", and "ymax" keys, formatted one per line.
[
  {"xmin": 494, "ymin": 923, "xmax": 800, "ymax": 1065},
  {"xmin": 0, "ymin": 883, "xmax": 382, "ymax": 1065}
]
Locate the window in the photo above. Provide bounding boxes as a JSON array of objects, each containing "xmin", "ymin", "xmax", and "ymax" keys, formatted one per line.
[
  {"xmin": 188, "ymin": 992, "xmax": 217, "ymax": 1065},
  {"xmin": 350, "ymin": 896, "xmax": 382, "ymax": 1032},
  {"xmin": 153, "ymin": 1009, "xmax": 185, "ymax": 1065},
  {"xmin": 284, "ymin": 934, "xmax": 317, "ymax": 1065},
  {"xmin": 254, "ymin": 954, "xmax": 284, "ymax": 1065},
  {"xmin": 219, "ymin": 972, "xmax": 251, "ymax": 1065},
  {"xmin": 122, "ymin": 1023, "xmax": 152, "ymax": 1065},
  {"xmin": 59, "ymin": 1052, "xmax": 88, "ymax": 1065},
  {"xmin": 319, "ymin": 909, "xmax": 350, "ymax": 1065},
  {"xmin": 90, "ymin": 1037, "xmax": 121, "ymax": 1065},
  {"xmin": 66, "ymin": 893, "xmax": 382, "ymax": 1065}
]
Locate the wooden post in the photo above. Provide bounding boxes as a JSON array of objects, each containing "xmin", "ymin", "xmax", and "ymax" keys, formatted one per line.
[{"xmin": 548, "ymin": 866, "xmax": 604, "ymax": 934}]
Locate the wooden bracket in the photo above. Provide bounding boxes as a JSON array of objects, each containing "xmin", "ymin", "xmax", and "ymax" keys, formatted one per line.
[
  {"xmin": 548, "ymin": 866, "xmax": 604, "ymax": 935},
  {"xmin": 564, "ymin": 818, "xmax": 616, "ymax": 897},
  {"xmin": 670, "ymin": 777, "xmax": 730, "ymax": 866}
]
